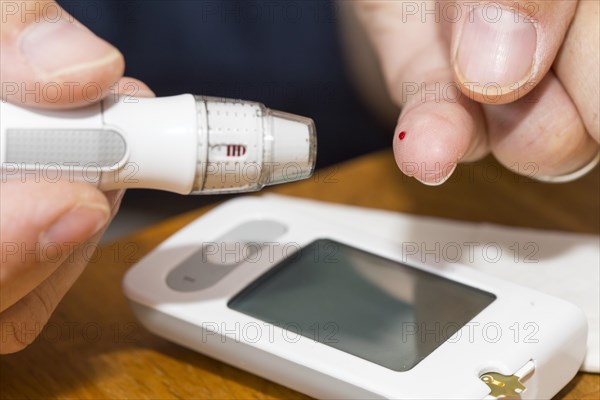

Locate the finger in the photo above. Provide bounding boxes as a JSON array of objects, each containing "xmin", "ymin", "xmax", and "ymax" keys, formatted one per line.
[
  {"xmin": 485, "ymin": 71, "xmax": 599, "ymax": 178},
  {"xmin": 354, "ymin": 1, "xmax": 487, "ymax": 184},
  {"xmin": 0, "ymin": 0, "xmax": 124, "ymax": 108},
  {"xmin": 0, "ymin": 221, "xmax": 110, "ymax": 354},
  {"xmin": 554, "ymin": 0, "xmax": 600, "ymax": 143},
  {"xmin": 393, "ymin": 68, "xmax": 488, "ymax": 185},
  {"xmin": 112, "ymin": 76, "xmax": 156, "ymax": 98},
  {"xmin": 0, "ymin": 167, "xmax": 126, "ymax": 354},
  {"xmin": 0, "ymin": 180, "xmax": 110, "ymax": 313},
  {"xmin": 451, "ymin": 0, "xmax": 578, "ymax": 104}
]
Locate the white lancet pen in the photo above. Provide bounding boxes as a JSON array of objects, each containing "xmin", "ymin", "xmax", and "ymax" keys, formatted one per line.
[{"xmin": 0, "ymin": 94, "xmax": 317, "ymax": 194}]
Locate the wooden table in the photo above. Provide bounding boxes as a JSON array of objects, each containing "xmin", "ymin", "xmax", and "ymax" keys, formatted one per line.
[{"xmin": 1, "ymin": 150, "xmax": 599, "ymax": 399}]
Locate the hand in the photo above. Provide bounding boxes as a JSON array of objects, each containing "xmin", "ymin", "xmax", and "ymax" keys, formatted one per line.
[
  {"xmin": 0, "ymin": 0, "xmax": 153, "ymax": 353},
  {"xmin": 353, "ymin": 0, "xmax": 599, "ymax": 184}
]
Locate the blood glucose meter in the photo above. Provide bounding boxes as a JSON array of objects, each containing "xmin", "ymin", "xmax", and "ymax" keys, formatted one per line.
[{"xmin": 123, "ymin": 196, "xmax": 587, "ymax": 399}]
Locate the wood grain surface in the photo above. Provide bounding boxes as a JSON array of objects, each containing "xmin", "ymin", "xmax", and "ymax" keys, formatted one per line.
[{"xmin": 1, "ymin": 150, "xmax": 598, "ymax": 399}]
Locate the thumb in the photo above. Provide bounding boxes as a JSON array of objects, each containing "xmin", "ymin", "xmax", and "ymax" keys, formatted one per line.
[
  {"xmin": 0, "ymin": 180, "xmax": 110, "ymax": 313},
  {"xmin": 0, "ymin": 0, "xmax": 124, "ymax": 108},
  {"xmin": 451, "ymin": 0, "xmax": 578, "ymax": 104}
]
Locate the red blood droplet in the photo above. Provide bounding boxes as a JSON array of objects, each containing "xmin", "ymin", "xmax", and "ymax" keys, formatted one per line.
[{"xmin": 398, "ymin": 131, "xmax": 407, "ymax": 140}]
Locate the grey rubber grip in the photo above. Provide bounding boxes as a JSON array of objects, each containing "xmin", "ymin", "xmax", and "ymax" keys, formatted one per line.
[{"xmin": 5, "ymin": 129, "xmax": 126, "ymax": 168}]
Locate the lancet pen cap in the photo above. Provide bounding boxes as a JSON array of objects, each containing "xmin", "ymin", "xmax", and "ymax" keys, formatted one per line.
[{"xmin": 266, "ymin": 110, "xmax": 317, "ymax": 186}]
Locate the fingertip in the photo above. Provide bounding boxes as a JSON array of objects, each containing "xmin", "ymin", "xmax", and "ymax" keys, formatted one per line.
[
  {"xmin": 451, "ymin": 1, "xmax": 579, "ymax": 106},
  {"xmin": 0, "ymin": 181, "xmax": 110, "ymax": 315},
  {"xmin": 0, "ymin": 180, "xmax": 111, "ymax": 243},
  {"xmin": 393, "ymin": 102, "xmax": 475, "ymax": 185},
  {"xmin": 451, "ymin": 4, "xmax": 538, "ymax": 105},
  {"xmin": 112, "ymin": 77, "xmax": 156, "ymax": 98},
  {"xmin": 2, "ymin": 18, "xmax": 126, "ymax": 108}
]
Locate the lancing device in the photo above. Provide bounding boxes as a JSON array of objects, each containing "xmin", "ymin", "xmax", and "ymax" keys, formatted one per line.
[{"xmin": 0, "ymin": 94, "xmax": 316, "ymax": 194}]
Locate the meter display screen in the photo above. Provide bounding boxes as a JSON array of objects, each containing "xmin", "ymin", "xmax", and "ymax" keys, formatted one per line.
[{"xmin": 228, "ymin": 239, "xmax": 496, "ymax": 371}]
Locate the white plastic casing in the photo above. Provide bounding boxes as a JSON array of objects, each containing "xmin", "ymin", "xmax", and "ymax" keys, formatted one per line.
[
  {"xmin": 123, "ymin": 196, "xmax": 587, "ymax": 400},
  {"xmin": 0, "ymin": 95, "xmax": 316, "ymax": 194},
  {"xmin": 98, "ymin": 94, "xmax": 197, "ymax": 193}
]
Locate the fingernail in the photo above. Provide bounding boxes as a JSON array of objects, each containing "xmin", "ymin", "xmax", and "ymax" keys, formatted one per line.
[
  {"xmin": 40, "ymin": 205, "xmax": 110, "ymax": 260},
  {"xmin": 417, "ymin": 164, "xmax": 457, "ymax": 186},
  {"xmin": 134, "ymin": 88, "xmax": 156, "ymax": 98},
  {"xmin": 111, "ymin": 189, "xmax": 126, "ymax": 209},
  {"xmin": 20, "ymin": 19, "xmax": 120, "ymax": 79},
  {"xmin": 456, "ymin": 7, "xmax": 537, "ymax": 88}
]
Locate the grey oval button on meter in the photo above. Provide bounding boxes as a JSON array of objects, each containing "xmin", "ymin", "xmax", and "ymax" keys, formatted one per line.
[{"xmin": 166, "ymin": 220, "xmax": 287, "ymax": 292}]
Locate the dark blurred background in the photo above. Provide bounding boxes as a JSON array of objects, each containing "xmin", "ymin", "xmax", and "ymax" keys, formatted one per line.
[{"xmin": 59, "ymin": 0, "xmax": 391, "ymax": 237}]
